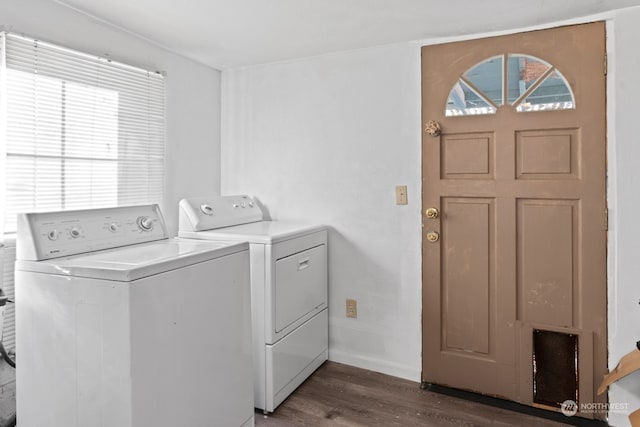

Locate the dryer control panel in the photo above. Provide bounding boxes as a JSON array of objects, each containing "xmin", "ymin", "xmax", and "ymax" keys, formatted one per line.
[
  {"xmin": 179, "ymin": 195, "xmax": 264, "ymax": 231},
  {"xmin": 17, "ymin": 204, "xmax": 168, "ymax": 260}
]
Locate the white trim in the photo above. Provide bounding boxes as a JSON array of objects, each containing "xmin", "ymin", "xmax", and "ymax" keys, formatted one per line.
[{"xmin": 606, "ymin": 19, "xmax": 618, "ymax": 347}]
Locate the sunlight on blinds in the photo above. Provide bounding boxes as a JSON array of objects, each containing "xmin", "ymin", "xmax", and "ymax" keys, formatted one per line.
[{"xmin": 2, "ymin": 32, "xmax": 165, "ymax": 233}]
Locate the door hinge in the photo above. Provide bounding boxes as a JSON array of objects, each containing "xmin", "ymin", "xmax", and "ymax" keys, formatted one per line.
[
  {"xmin": 604, "ymin": 53, "xmax": 608, "ymax": 76},
  {"xmin": 604, "ymin": 207, "xmax": 609, "ymax": 231}
]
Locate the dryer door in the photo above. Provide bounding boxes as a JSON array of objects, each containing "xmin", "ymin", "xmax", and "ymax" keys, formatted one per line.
[{"xmin": 274, "ymin": 244, "xmax": 326, "ymax": 334}]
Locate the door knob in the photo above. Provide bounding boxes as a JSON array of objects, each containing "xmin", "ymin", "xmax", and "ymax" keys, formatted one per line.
[
  {"xmin": 426, "ymin": 231, "xmax": 440, "ymax": 243},
  {"xmin": 424, "ymin": 120, "xmax": 441, "ymax": 137},
  {"xmin": 425, "ymin": 207, "xmax": 439, "ymax": 219}
]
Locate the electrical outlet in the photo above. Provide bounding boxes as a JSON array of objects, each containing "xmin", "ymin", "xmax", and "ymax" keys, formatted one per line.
[
  {"xmin": 346, "ymin": 299, "xmax": 357, "ymax": 318},
  {"xmin": 395, "ymin": 185, "xmax": 408, "ymax": 205}
]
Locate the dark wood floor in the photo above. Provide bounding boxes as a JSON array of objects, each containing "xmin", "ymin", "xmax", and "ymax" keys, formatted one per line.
[
  {"xmin": 256, "ymin": 362, "xmax": 575, "ymax": 427},
  {"xmin": 0, "ymin": 358, "xmax": 584, "ymax": 426}
]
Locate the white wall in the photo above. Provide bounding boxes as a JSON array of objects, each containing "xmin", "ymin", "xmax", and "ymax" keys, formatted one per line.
[
  {"xmin": 222, "ymin": 7, "xmax": 640, "ymax": 425},
  {"xmin": 0, "ymin": 0, "xmax": 222, "ymax": 234},
  {"xmin": 607, "ymin": 8, "xmax": 640, "ymax": 427},
  {"xmin": 222, "ymin": 44, "xmax": 423, "ymax": 379}
]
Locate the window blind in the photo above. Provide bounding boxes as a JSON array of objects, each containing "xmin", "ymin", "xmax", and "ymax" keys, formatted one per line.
[
  {"xmin": 0, "ymin": 32, "xmax": 166, "ymax": 351},
  {"xmin": 1, "ymin": 33, "xmax": 165, "ymax": 232}
]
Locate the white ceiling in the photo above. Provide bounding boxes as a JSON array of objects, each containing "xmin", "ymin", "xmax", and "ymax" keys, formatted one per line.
[{"xmin": 53, "ymin": 0, "xmax": 639, "ymax": 69}]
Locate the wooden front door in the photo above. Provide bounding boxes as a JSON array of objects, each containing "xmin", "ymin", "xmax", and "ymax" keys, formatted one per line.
[{"xmin": 421, "ymin": 23, "xmax": 607, "ymax": 419}]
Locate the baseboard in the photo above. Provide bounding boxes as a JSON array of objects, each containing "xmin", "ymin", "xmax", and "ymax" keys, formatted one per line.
[{"xmin": 328, "ymin": 348, "xmax": 420, "ymax": 382}]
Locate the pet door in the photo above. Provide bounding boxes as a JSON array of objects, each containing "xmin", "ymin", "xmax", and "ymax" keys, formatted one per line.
[{"xmin": 533, "ymin": 329, "xmax": 579, "ymax": 407}]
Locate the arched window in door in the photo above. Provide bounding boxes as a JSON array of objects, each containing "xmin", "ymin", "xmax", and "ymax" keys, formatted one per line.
[{"xmin": 445, "ymin": 54, "xmax": 575, "ymax": 116}]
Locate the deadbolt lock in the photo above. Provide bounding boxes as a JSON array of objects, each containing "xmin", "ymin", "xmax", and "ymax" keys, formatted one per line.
[
  {"xmin": 425, "ymin": 207, "xmax": 439, "ymax": 219},
  {"xmin": 426, "ymin": 231, "xmax": 440, "ymax": 243}
]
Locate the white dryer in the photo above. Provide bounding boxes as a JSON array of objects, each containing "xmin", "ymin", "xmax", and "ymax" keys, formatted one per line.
[
  {"xmin": 179, "ymin": 195, "xmax": 328, "ymax": 413},
  {"xmin": 15, "ymin": 204, "xmax": 254, "ymax": 427}
]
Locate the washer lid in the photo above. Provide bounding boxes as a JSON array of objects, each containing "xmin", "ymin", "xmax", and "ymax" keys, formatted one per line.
[
  {"xmin": 15, "ymin": 238, "xmax": 248, "ymax": 282},
  {"xmin": 179, "ymin": 220, "xmax": 326, "ymax": 244}
]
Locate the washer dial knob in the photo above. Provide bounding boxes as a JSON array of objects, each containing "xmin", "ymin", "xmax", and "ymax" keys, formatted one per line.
[
  {"xmin": 69, "ymin": 227, "xmax": 82, "ymax": 238},
  {"xmin": 108, "ymin": 223, "xmax": 119, "ymax": 233},
  {"xmin": 137, "ymin": 216, "xmax": 154, "ymax": 231},
  {"xmin": 47, "ymin": 230, "xmax": 59, "ymax": 241}
]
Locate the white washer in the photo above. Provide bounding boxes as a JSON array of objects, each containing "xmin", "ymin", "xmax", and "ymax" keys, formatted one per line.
[
  {"xmin": 179, "ymin": 195, "xmax": 328, "ymax": 413},
  {"xmin": 15, "ymin": 205, "xmax": 254, "ymax": 427}
]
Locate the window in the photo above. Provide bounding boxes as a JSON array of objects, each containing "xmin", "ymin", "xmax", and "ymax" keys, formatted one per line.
[
  {"xmin": 445, "ymin": 54, "xmax": 575, "ymax": 116},
  {"xmin": 0, "ymin": 33, "xmax": 166, "ymax": 351}
]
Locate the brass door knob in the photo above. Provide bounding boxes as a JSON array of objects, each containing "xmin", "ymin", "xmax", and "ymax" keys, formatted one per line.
[
  {"xmin": 426, "ymin": 231, "xmax": 440, "ymax": 243},
  {"xmin": 425, "ymin": 207, "xmax": 439, "ymax": 219}
]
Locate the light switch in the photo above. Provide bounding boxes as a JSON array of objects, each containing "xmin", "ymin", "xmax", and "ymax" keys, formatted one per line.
[{"xmin": 395, "ymin": 185, "xmax": 408, "ymax": 205}]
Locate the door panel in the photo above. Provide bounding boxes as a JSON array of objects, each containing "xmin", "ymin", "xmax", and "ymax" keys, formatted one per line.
[
  {"xmin": 516, "ymin": 129, "xmax": 579, "ymax": 179},
  {"xmin": 422, "ymin": 23, "xmax": 606, "ymax": 419},
  {"xmin": 517, "ymin": 199, "xmax": 577, "ymax": 326},
  {"xmin": 441, "ymin": 133, "xmax": 494, "ymax": 178},
  {"xmin": 442, "ymin": 198, "xmax": 493, "ymax": 355}
]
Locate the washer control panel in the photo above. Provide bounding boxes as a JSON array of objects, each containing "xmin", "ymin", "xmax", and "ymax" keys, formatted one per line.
[
  {"xmin": 179, "ymin": 195, "xmax": 263, "ymax": 232},
  {"xmin": 17, "ymin": 204, "xmax": 168, "ymax": 261}
]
